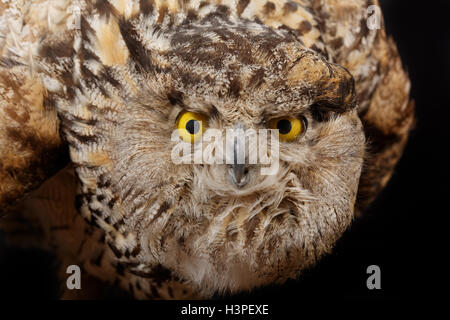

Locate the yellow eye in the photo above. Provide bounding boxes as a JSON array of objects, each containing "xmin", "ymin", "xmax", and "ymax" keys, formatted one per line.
[
  {"xmin": 269, "ymin": 116, "xmax": 304, "ymax": 142},
  {"xmin": 176, "ymin": 111, "xmax": 208, "ymax": 143}
]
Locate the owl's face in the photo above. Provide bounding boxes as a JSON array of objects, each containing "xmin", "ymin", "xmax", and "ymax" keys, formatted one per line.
[{"xmin": 66, "ymin": 14, "xmax": 365, "ymax": 296}]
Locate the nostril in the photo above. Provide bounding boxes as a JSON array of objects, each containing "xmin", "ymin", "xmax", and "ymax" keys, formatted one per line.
[{"xmin": 229, "ymin": 164, "xmax": 250, "ymax": 188}]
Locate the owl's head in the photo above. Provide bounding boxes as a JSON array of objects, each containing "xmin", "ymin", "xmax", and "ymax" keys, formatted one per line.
[{"xmin": 57, "ymin": 8, "xmax": 365, "ymax": 296}]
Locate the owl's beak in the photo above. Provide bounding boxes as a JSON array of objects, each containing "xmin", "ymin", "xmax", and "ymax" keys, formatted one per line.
[
  {"xmin": 232, "ymin": 163, "xmax": 247, "ymax": 188},
  {"xmin": 230, "ymin": 123, "xmax": 249, "ymax": 188}
]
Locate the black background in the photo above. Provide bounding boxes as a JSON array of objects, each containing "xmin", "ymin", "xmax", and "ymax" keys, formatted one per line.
[{"xmin": 0, "ymin": 0, "xmax": 447, "ymax": 303}]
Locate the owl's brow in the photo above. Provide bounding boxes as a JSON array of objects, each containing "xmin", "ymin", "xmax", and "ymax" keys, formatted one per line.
[
  {"xmin": 261, "ymin": 99, "xmax": 311, "ymax": 118},
  {"xmin": 175, "ymin": 100, "xmax": 219, "ymax": 117}
]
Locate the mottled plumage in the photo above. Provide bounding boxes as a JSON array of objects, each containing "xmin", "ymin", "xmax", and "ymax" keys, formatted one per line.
[{"xmin": 0, "ymin": 0, "xmax": 413, "ymax": 299}]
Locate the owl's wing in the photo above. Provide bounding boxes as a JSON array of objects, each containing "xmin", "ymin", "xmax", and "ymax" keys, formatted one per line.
[
  {"xmin": 0, "ymin": 1, "xmax": 69, "ymax": 215},
  {"xmin": 0, "ymin": 67, "xmax": 69, "ymax": 215},
  {"xmin": 355, "ymin": 36, "xmax": 414, "ymax": 213},
  {"xmin": 304, "ymin": 0, "xmax": 415, "ymax": 213}
]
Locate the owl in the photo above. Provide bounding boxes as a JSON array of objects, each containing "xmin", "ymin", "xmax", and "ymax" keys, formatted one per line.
[{"xmin": 0, "ymin": 0, "xmax": 414, "ymax": 299}]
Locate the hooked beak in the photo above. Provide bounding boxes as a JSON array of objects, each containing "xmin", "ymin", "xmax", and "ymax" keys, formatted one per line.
[{"xmin": 230, "ymin": 123, "xmax": 249, "ymax": 188}]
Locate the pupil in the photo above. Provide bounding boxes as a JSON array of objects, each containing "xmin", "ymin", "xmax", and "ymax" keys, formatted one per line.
[
  {"xmin": 186, "ymin": 120, "xmax": 200, "ymax": 135},
  {"xmin": 277, "ymin": 119, "xmax": 292, "ymax": 135}
]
